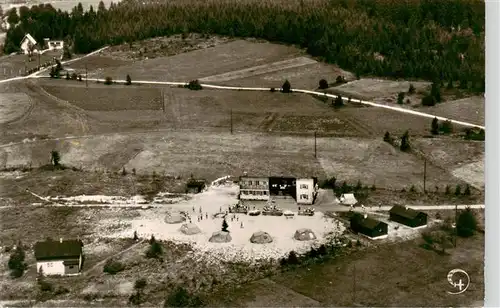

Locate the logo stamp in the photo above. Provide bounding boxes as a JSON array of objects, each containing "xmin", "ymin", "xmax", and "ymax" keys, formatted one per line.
[{"xmin": 447, "ymin": 269, "xmax": 470, "ymax": 295}]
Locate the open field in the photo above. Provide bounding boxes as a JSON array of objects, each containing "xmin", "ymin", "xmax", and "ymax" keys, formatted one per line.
[
  {"xmin": 92, "ymin": 39, "xmax": 305, "ymax": 82},
  {"xmin": 208, "ymin": 230, "xmax": 484, "ymax": 307},
  {"xmin": 427, "ymin": 96, "xmax": 485, "ymax": 126},
  {"xmin": 0, "ymin": 130, "xmax": 472, "ymax": 191},
  {"xmin": 0, "ymin": 93, "xmax": 32, "ymax": 124}
]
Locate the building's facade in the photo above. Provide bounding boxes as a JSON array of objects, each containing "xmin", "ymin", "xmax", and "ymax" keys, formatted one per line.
[
  {"xmin": 389, "ymin": 205, "xmax": 428, "ymax": 228},
  {"xmin": 239, "ymin": 176, "xmax": 270, "ymax": 201},
  {"xmin": 269, "ymin": 176, "xmax": 296, "ymax": 198},
  {"xmin": 43, "ymin": 38, "xmax": 64, "ymax": 50},
  {"xmin": 20, "ymin": 34, "xmax": 38, "ymax": 55},
  {"xmin": 296, "ymin": 178, "xmax": 318, "ymax": 205},
  {"xmin": 34, "ymin": 239, "xmax": 83, "ymax": 276}
]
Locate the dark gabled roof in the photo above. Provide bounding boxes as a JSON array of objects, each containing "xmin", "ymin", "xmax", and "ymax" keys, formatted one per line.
[
  {"xmin": 351, "ymin": 213, "xmax": 387, "ymax": 230},
  {"xmin": 34, "ymin": 239, "xmax": 83, "ymax": 260},
  {"xmin": 389, "ymin": 205, "xmax": 427, "ymax": 220}
]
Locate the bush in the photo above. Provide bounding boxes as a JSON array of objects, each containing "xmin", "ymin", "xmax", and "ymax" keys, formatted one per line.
[
  {"xmin": 400, "ymin": 130, "xmax": 411, "ymax": 152},
  {"xmin": 39, "ymin": 280, "xmax": 54, "ymax": 292},
  {"xmin": 103, "ymin": 259, "xmax": 125, "ymax": 274},
  {"xmin": 8, "ymin": 245, "xmax": 26, "ymax": 278},
  {"xmin": 456, "ymin": 208, "xmax": 477, "ymax": 237},
  {"xmin": 134, "ymin": 278, "xmax": 147, "ymax": 291},
  {"xmin": 454, "ymin": 185, "xmax": 461, "ymax": 196},
  {"xmin": 164, "ymin": 286, "xmax": 203, "ymax": 308},
  {"xmin": 281, "ymin": 79, "xmax": 291, "ymax": 93},
  {"xmin": 408, "ymin": 83, "xmax": 415, "ymax": 94},
  {"xmin": 78, "ymin": 74, "xmax": 83, "ymax": 81},
  {"xmin": 335, "ymin": 75, "xmax": 345, "ymax": 84},
  {"xmin": 287, "ymin": 250, "xmax": 300, "ymax": 265},
  {"xmin": 421, "ymin": 95, "xmax": 436, "ymax": 106},
  {"xmin": 397, "ymin": 92, "xmax": 405, "ymax": 104},
  {"xmin": 270, "ymin": 87, "xmax": 276, "ymax": 92},
  {"xmin": 221, "ymin": 219, "xmax": 228, "ymax": 232},
  {"xmin": 445, "ymin": 185, "xmax": 451, "ymax": 195},
  {"xmin": 71, "ymin": 72, "xmax": 78, "ymax": 80},
  {"xmin": 383, "ymin": 131, "xmax": 392, "ymax": 144},
  {"xmin": 319, "ymin": 79, "xmax": 329, "ymax": 89},
  {"xmin": 431, "ymin": 117, "xmax": 439, "ymax": 135},
  {"xmin": 333, "ymin": 95, "xmax": 344, "ymax": 108},
  {"xmin": 104, "ymin": 76, "xmax": 113, "ymax": 85},
  {"xmin": 126, "ymin": 74, "xmax": 132, "ymax": 85},
  {"xmin": 440, "ymin": 120, "xmax": 453, "ymax": 134},
  {"xmin": 65, "ymin": 72, "xmax": 70, "ymax": 80},
  {"xmin": 464, "ymin": 184, "xmax": 471, "ymax": 196},
  {"xmin": 185, "ymin": 79, "xmax": 202, "ymax": 90},
  {"xmin": 129, "ymin": 292, "xmax": 143, "ymax": 305},
  {"xmin": 146, "ymin": 241, "xmax": 163, "ymax": 259}
]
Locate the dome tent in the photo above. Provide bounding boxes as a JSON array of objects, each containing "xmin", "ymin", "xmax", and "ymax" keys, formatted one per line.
[
  {"xmin": 209, "ymin": 231, "xmax": 232, "ymax": 243},
  {"xmin": 293, "ymin": 228, "xmax": 317, "ymax": 241},
  {"xmin": 250, "ymin": 231, "xmax": 273, "ymax": 244},
  {"xmin": 179, "ymin": 223, "xmax": 201, "ymax": 235}
]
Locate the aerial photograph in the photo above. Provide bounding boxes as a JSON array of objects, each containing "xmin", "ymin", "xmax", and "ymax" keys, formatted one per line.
[{"xmin": 0, "ymin": 0, "xmax": 485, "ymax": 307}]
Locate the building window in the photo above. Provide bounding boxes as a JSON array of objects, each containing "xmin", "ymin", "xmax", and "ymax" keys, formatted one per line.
[
  {"xmin": 263, "ymin": 191, "xmax": 267, "ymax": 195},
  {"xmin": 300, "ymin": 194, "xmax": 308, "ymax": 199},
  {"xmin": 256, "ymin": 180, "xmax": 259, "ymax": 185},
  {"xmin": 47, "ymin": 262, "xmax": 53, "ymax": 267},
  {"xmin": 300, "ymin": 184, "xmax": 309, "ymax": 189},
  {"xmin": 69, "ymin": 265, "xmax": 74, "ymax": 269},
  {"xmin": 249, "ymin": 181, "xmax": 253, "ymax": 185},
  {"xmin": 242, "ymin": 191, "xmax": 247, "ymax": 195}
]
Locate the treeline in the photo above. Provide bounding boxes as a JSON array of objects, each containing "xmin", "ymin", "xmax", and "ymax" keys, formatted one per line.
[{"xmin": 4, "ymin": 0, "xmax": 484, "ymax": 90}]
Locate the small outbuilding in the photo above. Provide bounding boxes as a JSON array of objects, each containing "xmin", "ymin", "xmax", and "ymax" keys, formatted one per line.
[
  {"xmin": 293, "ymin": 228, "xmax": 317, "ymax": 241},
  {"xmin": 339, "ymin": 193, "xmax": 357, "ymax": 206},
  {"xmin": 389, "ymin": 205, "xmax": 428, "ymax": 228},
  {"xmin": 350, "ymin": 213, "xmax": 388, "ymax": 239},
  {"xmin": 250, "ymin": 231, "xmax": 273, "ymax": 244},
  {"xmin": 34, "ymin": 238, "xmax": 83, "ymax": 276},
  {"xmin": 179, "ymin": 223, "xmax": 201, "ymax": 235},
  {"xmin": 209, "ymin": 231, "xmax": 232, "ymax": 243}
]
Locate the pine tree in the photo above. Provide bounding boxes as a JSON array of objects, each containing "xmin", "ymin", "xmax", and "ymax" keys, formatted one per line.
[
  {"xmin": 126, "ymin": 74, "xmax": 132, "ymax": 85},
  {"xmin": 222, "ymin": 219, "xmax": 228, "ymax": 232},
  {"xmin": 397, "ymin": 92, "xmax": 405, "ymax": 104},
  {"xmin": 334, "ymin": 95, "xmax": 344, "ymax": 107},
  {"xmin": 431, "ymin": 117, "xmax": 439, "ymax": 135},
  {"xmin": 281, "ymin": 80, "xmax": 291, "ymax": 93},
  {"xmin": 431, "ymin": 81, "xmax": 442, "ymax": 102},
  {"xmin": 408, "ymin": 83, "xmax": 415, "ymax": 94},
  {"xmin": 400, "ymin": 130, "xmax": 411, "ymax": 152}
]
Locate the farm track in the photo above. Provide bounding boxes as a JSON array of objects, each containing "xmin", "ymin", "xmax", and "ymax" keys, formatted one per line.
[{"xmin": 25, "ymin": 80, "xmax": 91, "ymax": 134}]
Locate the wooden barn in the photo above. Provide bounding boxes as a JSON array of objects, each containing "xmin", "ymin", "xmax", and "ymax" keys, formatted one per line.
[
  {"xmin": 389, "ymin": 205, "xmax": 428, "ymax": 228},
  {"xmin": 350, "ymin": 213, "xmax": 388, "ymax": 239}
]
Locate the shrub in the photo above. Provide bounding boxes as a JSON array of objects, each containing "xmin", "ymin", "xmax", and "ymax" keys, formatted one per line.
[
  {"xmin": 421, "ymin": 95, "xmax": 436, "ymax": 106},
  {"xmin": 281, "ymin": 79, "xmax": 291, "ymax": 93},
  {"xmin": 133, "ymin": 231, "xmax": 139, "ymax": 241},
  {"xmin": 129, "ymin": 292, "xmax": 143, "ymax": 305},
  {"xmin": 65, "ymin": 72, "xmax": 70, "ymax": 80},
  {"xmin": 370, "ymin": 184, "xmax": 376, "ymax": 191},
  {"xmin": 408, "ymin": 83, "xmax": 415, "ymax": 94},
  {"xmin": 334, "ymin": 95, "xmax": 344, "ymax": 108},
  {"xmin": 146, "ymin": 241, "xmax": 163, "ymax": 259},
  {"xmin": 121, "ymin": 167, "xmax": 127, "ymax": 176},
  {"xmin": 405, "ymin": 98, "xmax": 411, "ymax": 104},
  {"xmin": 456, "ymin": 208, "xmax": 477, "ymax": 237},
  {"xmin": 104, "ymin": 76, "xmax": 113, "ymax": 85},
  {"xmin": 440, "ymin": 120, "xmax": 453, "ymax": 134},
  {"xmin": 103, "ymin": 259, "xmax": 125, "ymax": 274},
  {"xmin": 445, "ymin": 185, "xmax": 451, "ymax": 195},
  {"xmin": 397, "ymin": 92, "xmax": 405, "ymax": 104},
  {"xmin": 8, "ymin": 245, "xmax": 26, "ymax": 278},
  {"xmin": 287, "ymin": 250, "xmax": 300, "ymax": 265},
  {"xmin": 185, "ymin": 79, "xmax": 202, "ymax": 90},
  {"xmin": 409, "ymin": 185, "xmax": 417, "ymax": 193},
  {"xmin": 78, "ymin": 74, "xmax": 82, "ymax": 81},
  {"xmin": 454, "ymin": 185, "xmax": 461, "ymax": 196},
  {"xmin": 431, "ymin": 117, "xmax": 439, "ymax": 135},
  {"xmin": 383, "ymin": 131, "xmax": 392, "ymax": 144},
  {"xmin": 39, "ymin": 280, "xmax": 54, "ymax": 292},
  {"xmin": 335, "ymin": 75, "xmax": 345, "ymax": 84},
  {"xmin": 319, "ymin": 79, "xmax": 329, "ymax": 89},
  {"xmin": 134, "ymin": 278, "xmax": 147, "ymax": 291},
  {"xmin": 270, "ymin": 87, "xmax": 276, "ymax": 92},
  {"xmin": 126, "ymin": 74, "xmax": 132, "ymax": 85},
  {"xmin": 400, "ymin": 130, "xmax": 411, "ymax": 152},
  {"xmin": 70, "ymin": 72, "xmax": 77, "ymax": 80},
  {"xmin": 164, "ymin": 286, "xmax": 203, "ymax": 308}
]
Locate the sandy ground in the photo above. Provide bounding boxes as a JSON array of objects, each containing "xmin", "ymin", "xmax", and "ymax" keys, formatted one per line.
[{"xmin": 96, "ymin": 184, "xmax": 346, "ymax": 263}]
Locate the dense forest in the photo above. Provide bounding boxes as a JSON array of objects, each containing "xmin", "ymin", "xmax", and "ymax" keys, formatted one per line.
[{"xmin": 3, "ymin": 0, "xmax": 485, "ymax": 91}]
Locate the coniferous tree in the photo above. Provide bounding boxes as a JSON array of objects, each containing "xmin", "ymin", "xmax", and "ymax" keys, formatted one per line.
[
  {"xmin": 400, "ymin": 130, "xmax": 411, "ymax": 152},
  {"xmin": 431, "ymin": 117, "xmax": 439, "ymax": 135}
]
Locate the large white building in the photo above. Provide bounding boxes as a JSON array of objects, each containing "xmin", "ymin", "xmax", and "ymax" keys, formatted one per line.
[
  {"xmin": 34, "ymin": 238, "xmax": 84, "ymax": 276},
  {"xmin": 296, "ymin": 178, "xmax": 318, "ymax": 205},
  {"xmin": 239, "ymin": 176, "xmax": 270, "ymax": 201}
]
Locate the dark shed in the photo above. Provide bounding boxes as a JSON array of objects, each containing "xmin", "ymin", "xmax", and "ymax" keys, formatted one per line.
[
  {"xmin": 350, "ymin": 213, "xmax": 388, "ymax": 238},
  {"xmin": 389, "ymin": 205, "xmax": 428, "ymax": 228}
]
